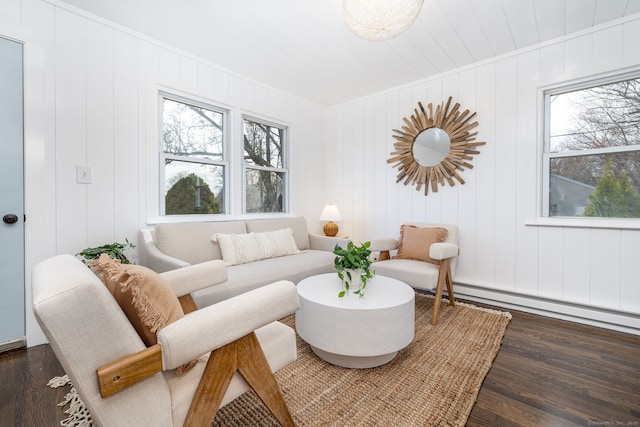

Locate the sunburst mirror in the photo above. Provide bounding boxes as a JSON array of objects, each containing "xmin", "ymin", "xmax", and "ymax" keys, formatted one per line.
[{"xmin": 387, "ymin": 96, "xmax": 486, "ymax": 195}]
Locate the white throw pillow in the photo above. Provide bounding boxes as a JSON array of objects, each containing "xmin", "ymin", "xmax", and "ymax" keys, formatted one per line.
[{"xmin": 212, "ymin": 228, "xmax": 300, "ymax": 265}]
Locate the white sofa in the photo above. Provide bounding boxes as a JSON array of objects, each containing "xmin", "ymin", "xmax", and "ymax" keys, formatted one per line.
[{"xmin": 139, "ymin": 216, "xmax": 349, "ymax": 308}]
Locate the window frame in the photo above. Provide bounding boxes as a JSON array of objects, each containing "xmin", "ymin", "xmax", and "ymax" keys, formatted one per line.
[
  {"xmin": 159, "ymin": 91, "xmax": 229, "ymax": 217},
  {"xmin": 536, "ymin": 69, "xmax": 640, "ymax": 230},
  {"xmin": 241, "ymin": 114, "xmax": 290, "ymax": 214}
]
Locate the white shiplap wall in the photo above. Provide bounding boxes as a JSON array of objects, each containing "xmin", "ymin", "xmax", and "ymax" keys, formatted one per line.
[
  {"xmin": 4, "ymin": 0, "xmax": 326, "ymax": 345},
  {"xmin": 325, "ymin": 16, "xmax": 640, "ymax": 333}
]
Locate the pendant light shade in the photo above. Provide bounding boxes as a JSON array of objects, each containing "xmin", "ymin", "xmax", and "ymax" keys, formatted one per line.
[{"xmin": 343, "ymin": 0, "xmax": 425, "ymax": 42}]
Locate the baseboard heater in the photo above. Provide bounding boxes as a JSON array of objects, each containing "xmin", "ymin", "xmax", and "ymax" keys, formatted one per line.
[{"xmin": 450, "ymin": 282, "xmax": 640, "ymax": 336}]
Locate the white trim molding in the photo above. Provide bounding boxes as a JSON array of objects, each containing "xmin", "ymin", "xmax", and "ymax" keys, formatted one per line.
[{"xmin": 452, "ymin": 282, "xmax": 640, "ymax": 336}]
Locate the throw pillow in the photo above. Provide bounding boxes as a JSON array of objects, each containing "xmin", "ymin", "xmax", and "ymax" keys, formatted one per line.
[
  {"xmin": 90, "ymin": 254, "xmax": 198, "ymax": 374},
  {"xmin": 212, "ymin": 228, "xmax": 300, "ymax": 266},
  {"xmin": 394, "ymin": 225, "xmax": 448, "ymax": 265}
]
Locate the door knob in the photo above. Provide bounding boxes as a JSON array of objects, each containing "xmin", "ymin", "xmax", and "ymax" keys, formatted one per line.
[{"xmin": 3, "ymin": 214, "xmax": 18, "ymax": 224}]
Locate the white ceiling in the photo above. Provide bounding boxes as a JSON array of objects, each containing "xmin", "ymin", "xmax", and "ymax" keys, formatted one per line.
[{"xmin": 60, "ymin": 0, "xmax": 640, "ymax": 107}]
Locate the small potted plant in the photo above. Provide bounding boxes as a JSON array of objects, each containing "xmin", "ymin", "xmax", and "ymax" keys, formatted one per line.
[
  {"xmin": 333, "ymin": 241, "xmax": 375, "ymax": 298},
  {"xmin": 76, "ymin": 239, "xmax": 136, "ymax": 265}
]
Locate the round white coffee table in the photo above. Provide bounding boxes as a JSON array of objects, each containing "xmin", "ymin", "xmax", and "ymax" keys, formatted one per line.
[{"xmin": 295, "ymin": 273, "xmax": 415, "ymax": 368}]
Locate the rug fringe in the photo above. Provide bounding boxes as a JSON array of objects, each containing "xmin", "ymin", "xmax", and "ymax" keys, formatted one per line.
[
  {"xmin": 47, "ymin": 375, "xmax": 71, "ymax": 388},
  {"xmin": 422, "ymin": 293, "xmax": 513, "ymax": 320},
  {"xmin": 48, "ymin": 375, "xmax": 94, "ymax": 427},
  {"xmin": 454, "ymin": 300, "xmax": 513, "ymax": 319}
]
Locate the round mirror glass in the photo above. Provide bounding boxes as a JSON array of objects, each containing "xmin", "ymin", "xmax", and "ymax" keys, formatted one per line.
[{"xmin": 412, "ymin": 127, "xmax": 451, "ymax": 167}]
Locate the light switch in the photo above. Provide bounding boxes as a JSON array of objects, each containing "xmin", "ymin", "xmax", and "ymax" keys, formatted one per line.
[{"xmin": 76, "ymin": 165, "xmax": 92, "ymax": 184}]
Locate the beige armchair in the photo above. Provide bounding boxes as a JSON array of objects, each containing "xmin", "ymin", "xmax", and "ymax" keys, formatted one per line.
[
  {"xmin": 371, "ymin": 223, "xmax": 459, "ymax": 325},
  {"xmin": 32, "ymin": 254, "xmax": 299, "ymax": 426}
]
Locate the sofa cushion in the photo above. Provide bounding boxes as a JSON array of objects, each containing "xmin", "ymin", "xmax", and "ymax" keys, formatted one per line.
[
  {"xmin": 155, "ymin": 221, "xmax": 247, "ymax": 265},
  {"xmin": 192, "ymin": 251, "xmax": 336, "ymax": 307},
  {"xmin": 394, "ymin": 225, "xmax": 448, "ymax": 265},
  {"xmin": 213, "ymin": 228, "xmax": 300, "ymax": 266},
  {"xmin": 246, "ymin": 217, "xmax": 311, "ymax": 250},
  {"xmin": 373, "ymin": 258, "xmax": 441, "ymax": 292}
]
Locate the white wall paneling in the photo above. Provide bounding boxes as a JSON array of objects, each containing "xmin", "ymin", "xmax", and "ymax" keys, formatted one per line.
[
  {"xmin": 513, "ymin": 49, "xmax": 540, "ymax": 296},
  {"xmin": 113, "ymin": 31, "xmax": 140, "ymax": 244},
  {"xmin": 561, "ymin": 228, "xmax": 591, "ymax": 304},
  {"xmin": 472, "ymin": 62, "xmax": 496, "ymax": 289},
  {"xmin": 493, "ymin": 57, "xmax": 518, "ymax": 293},
  {"xmin": 54, "ymin": 8, "xmax": 87, "ymax": 255},
  {"xmin": 620, "ymin": 230, "xmax": 640, "ymax": 312},
  {"xmin": 86, "ymin": 20, "xmax": 115, "ymax": 247}
]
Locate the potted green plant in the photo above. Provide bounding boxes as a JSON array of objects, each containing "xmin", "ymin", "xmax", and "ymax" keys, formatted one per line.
[
  {"xmin": 333, "ymin": 241, "xmax": 375, "ymax": 298},
  {"xmin": 76, "ymin": 239, "xmax": 136, "ymax": 265}
]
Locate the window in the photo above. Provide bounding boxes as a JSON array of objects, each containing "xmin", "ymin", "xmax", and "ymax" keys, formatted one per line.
[
  {"xmin": 243, "ymin": 117, "xmax": 288, "ymax": 213},
  {"xmin": 543, "ymin": 75, "xmax": 640, "ymax": 219},
  {"xmin": 161, "ymin": 95, "xmax": 227, "ymax": 215}
]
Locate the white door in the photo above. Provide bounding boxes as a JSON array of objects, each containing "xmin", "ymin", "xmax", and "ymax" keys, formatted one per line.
[{"xmin": 0, "ymin": 36, "xmax": 25, "ymax": 351}]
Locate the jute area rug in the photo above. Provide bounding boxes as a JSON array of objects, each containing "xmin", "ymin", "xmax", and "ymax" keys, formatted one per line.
[
  {"xmin": 50, "ymin": 294, "xmax": 510, "ymax": 427},
  {"xmin": 213, "ymin": 294, "xmax": 511, "ymax": 426}
]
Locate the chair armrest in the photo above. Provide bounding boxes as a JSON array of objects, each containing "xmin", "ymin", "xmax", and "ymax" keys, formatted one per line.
[
  {"xmin": 139, "ymin": 229, "xmax": 190, "ymax": 273},
  {"xmin": 160, "ymin": 260, "xmax": 228, "ymax": 298},
  {"xmin": 429, "ymin": 242, "xmax": 459, "ymax": 260},
  {"xmin": 97, "ymin": 344, "xmax": 163, "ymax": 398},
  {"xmin": 158, "ymin": 280, "xmax": 299, "ymax": 370},
  {"xmin": 370, "ymin": 238, "xmax": 399, "ymax": 252},
  {"xmin": 309, "ymin": 234, "xmax": 351, "ymax": 252}
]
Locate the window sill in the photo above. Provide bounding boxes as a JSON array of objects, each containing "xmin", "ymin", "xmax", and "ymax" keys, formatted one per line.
[
  {"xmin": 146, "ymin": 213, "xmax": 295, "ymax": 225},
  {"xmin": 526, "ymin": 217, "xmax": 640, "ymax": 230}
]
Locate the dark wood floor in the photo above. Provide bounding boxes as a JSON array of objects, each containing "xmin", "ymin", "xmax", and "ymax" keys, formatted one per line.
[
  {"xmin": 1, "ymin": 306, "xmax": 639, "ymax": 427},
  {"xmin": 467, "ymin": 309, "xmax": 640, "ymax": 426}
]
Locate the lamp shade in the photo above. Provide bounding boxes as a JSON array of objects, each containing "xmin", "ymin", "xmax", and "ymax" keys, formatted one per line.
[
  {"xmin": 343, "ymin": 0, "xmax": 424, "ymax": 42},
  {"xmin": 319, "ymin": 204, "xmax": 342, "ymax": 221}
]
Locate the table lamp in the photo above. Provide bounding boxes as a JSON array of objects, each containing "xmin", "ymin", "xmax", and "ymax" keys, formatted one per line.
[{"xmin": 319, "ymin": 204, "xmax": 342, "ymax": 237}]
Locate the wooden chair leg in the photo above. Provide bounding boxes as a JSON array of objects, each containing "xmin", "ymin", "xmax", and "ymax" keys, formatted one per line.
[
  {"xmin": 184, "ymin": 332, "xmax": 294, "ymax": 427},
  {"xmin": 445, "ymin": 264, "xmax": 455, "ymax": 307},
  {"xmin": 238, "ymin": 333, "xmax": 295, "ymax": 427},
  {"xmin": 178, "ymin": 294, "xmax": 199, "ymax": 314},
  {"xmin": 184, "ymin": 342, "xmax": 238, "ymax": 427},
  {"xmin": 432, "ymin": 259, "xmax": 454, "ymax": 326}
]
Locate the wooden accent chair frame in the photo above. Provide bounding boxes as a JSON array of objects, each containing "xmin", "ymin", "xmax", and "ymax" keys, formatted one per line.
[
  {"xmin": 32, "ymin": 254, "xmax": 299, "ymax": 426},
  {"xmin": 371, "ymin": 223, "xmax": 459, "ymax": 326}
]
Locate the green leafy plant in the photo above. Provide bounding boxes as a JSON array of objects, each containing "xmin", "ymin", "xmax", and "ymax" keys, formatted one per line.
[
  {"xmin": 333, "ymin": 241, "xmax": 375, "ymax": 298},
  {"xmin": 76, "ymin": 239, "xmax": 136, "ymax": 265}
]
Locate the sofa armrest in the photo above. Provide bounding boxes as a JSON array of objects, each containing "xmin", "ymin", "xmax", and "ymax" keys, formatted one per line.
[
  {"xmin": 429, "ymin": 242, "xmax": 459, "ymax": 260},
  {"xmin": 158, "ymin": 280, "xmax": 299, "ymax": 370},
  {"xmin": 160, "ymin": 260, "xmax": 228, "ymax": 298},
  {"xmin": 138, "ymin": 229, "xmax": 190, "ymax": 273},
  {"xmin": 309, "ymin": 234, "xmax": 351, "ymax": 252}
]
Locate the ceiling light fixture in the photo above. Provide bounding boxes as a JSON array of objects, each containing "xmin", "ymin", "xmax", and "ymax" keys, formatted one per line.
[{"xmin": 343, "ymin": 0, "xmax": 425, "ymax": 42}]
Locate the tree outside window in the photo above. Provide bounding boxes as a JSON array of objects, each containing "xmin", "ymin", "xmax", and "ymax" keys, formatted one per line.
[
  {"xmin": 545, "ymin": 76, "xmax": 640, "ymax": 219},
  {"xmin": 243, "ymin": 117, "xmax": 288, "ymax": 213},
  {"xmin": 161, "ymin": 96, "xmax": 226, "ymax": 215}
]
